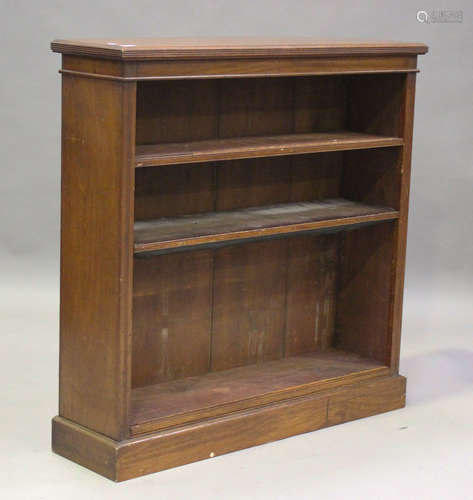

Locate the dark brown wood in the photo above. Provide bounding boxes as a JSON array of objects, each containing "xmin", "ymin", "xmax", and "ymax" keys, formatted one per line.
[
  {"xmin": 52, "ymin": 374, "xmax": 406, "ymax": 481},
  {"xmin": 131, "ymin": 350, "xmax": 387, "ymax": 434},
  {"xmin": 52, "ymin": 37, "xmax": 428, "ymax": 60},
  {"xmin": 215, "ymin": 156, "xmax": 292, "ymax": 210},
  {"xmin": 341, "ymin": 148, "xmax": 402, "ymax": 209},
  {"xmin": 134, "ymin": 163, "xmax": 216, "ymax": 220},
  {"xmin": 285, "ymin": 235, "xmax": 339, "ymax": 355},
  {"xmin": 132, "ymin": 56, "xmax": 419, "ymax": 80},
  {"xmin": 290, "ymin": 152, "xmax": 343, "ymax": 200},
  {"xmin": 52, "ymin": 417, "xmax": 118, "ymax": 481},
  {"xmin": 52, "ymin": 38, "xmax": 426, "ymax": 481},
  {"xmin": 134, "ymin": 199, "xmax": 399, "ymax": 253},
  {"xmin": 335, "ymin": 222, "xmax": 395, "ymax": 363},
  {"xmin": 59, "ymin": 72, "xmax": 135, "ymax": 440},
  {"xmin": 132, "ymin": 251, "xmax": 213, "ymax": 387},
  {"xmin": 388, "ymin": 73, "xmax": 418, "ymax": 373},
  {"xmin": 211, "ymin": 240, "xmax": 287, "ymax": 371},
  {"xmin": 61, "ymin": 54, "xmax": 420, "ymax": 81},
  {"xmin": 294, "ymin": 76, "xmax": 346, "ymax": 132},
  {"xmin": 348, "ymin": 73, "xmax": 405, "ymax": 137},
  {"xmin": 136, "ymin": 80, "xmax": 218, "ymax": 145},
  {"xmin": 136, "ymin": 131, "xmax": 403, "ymax": 167}
]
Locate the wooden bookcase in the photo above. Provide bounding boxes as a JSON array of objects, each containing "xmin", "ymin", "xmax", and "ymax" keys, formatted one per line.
[{"xmin": 50, "ymin": 38, "xmax": 427, "ymax": 481}]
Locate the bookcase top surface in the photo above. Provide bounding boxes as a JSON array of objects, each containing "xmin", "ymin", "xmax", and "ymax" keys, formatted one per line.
[{"xmin": 51, "ymin": 37, "xmax": 428, "ymax": 60}]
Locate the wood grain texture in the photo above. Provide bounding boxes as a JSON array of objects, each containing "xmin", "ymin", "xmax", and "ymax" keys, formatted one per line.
[
  {"xmin": 130, "ymin": 56, "xmax": 419, "ymax": 80},
  {"xmin": 294, "ymin": 76, "xmax": 346, "ymax": 132},
  {"xmin": 388, "ymin": 73, "xmax": 418, "ymax": 373},
  {"xmin": 135, "ymin": 131, "xmax": 403, "ymax": 167},
  {"xmin": 290, "ymin": 152, "xmax": 343, "ymax": 201},
  {"xmin": 132, "ymin": 251, "xmax": 213, "ymax": 387},
  {"xmin": 51, "ymin": 39, "xmax": 426, "ymax": 481},
  {"xmin": 133, "ymin": 199, "xmax": 399, "ymax": 254},
  {"xmin": 134, "ymin": 164, "xmax": 216, "ymax": 221},
  {"xmin": 219, "ymin": 77, "xmax": 292, "ymax": 137},
  {"xmin": 59, "ymin": 73, "xmax": 135, "ymax": 440},
  {"xmin": 335, "ymin": 222, "xmax": 395, "ymax": 363},
  {"xmin": 348, "ymin": 73, "xmax": 405, "ymax": 137},
  {"xmin": 285, "ymin": 235, "xmax": 339, "ymax": 355},
  {"xmin": 136, "ymin": 80, "xmax": 218, "ymax": 145},
  {"xmin": 342, "ymin": 148, "xmax": 402, "ymax": 210},
  {"xmin": 52, "ymin": 417, "xmax": 118, "ymax": 481},
  {"xmin": 215, "ymin": 156, "xmax": 292, "ymax": 210},
  {"xmin": 130, "ymin": 350, "xmax": 385, "ymax": 434},
  {"xmin": 51, "ymin": 37, "xmax": 428, "ymax": 60},
  {"xmin": 52, "ymin": 375, "xmax": 406, "ymax": 481},
  {"xmin": 211, "ymin": 239, "xmax": 287, "ymax": 371},
  {"xmin": 61, "ymin": 55, "xmax": 420, "ymax": 81}
]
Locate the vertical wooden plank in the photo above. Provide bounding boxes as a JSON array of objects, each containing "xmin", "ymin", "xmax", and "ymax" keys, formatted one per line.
[
  {"xmin": 59, "ymin": 72, "xmax": 135, "ymax": 440},
  {"xmin": 132, "ymin": 251, "xmax": 213, "ymax": 387},
  {"xmin": 219, "ymin": 78, "xmax": 293, "ymax": 137},
  {"xmin": 294, "ymin": 76, "xmax": 346, "ymax": 132},
  {"xmin": 285, "ymin": 234, "xmax": 339, "ymax": 356},
  {"xmin": 216, "ymin": 156, "xmax": 292, "ymax": 210},
  {"xmin": 388, "ymin": 73, "xmax": 418, "ymax": 373},
  {"xmin": 211, "ymin": 240, "xmax": 287, "ymax": 371},
  {"xmin": 335, "ymin": 223, "xmax": 395, "ymax": 363},
  {"xmin": 134, "ymin": 164, "xmax": 216, "ymax": 221},
  {"xmin": 135, "ymin": 80, "xmax": 219, "ymax": 145},
  {"xmin": 290, "ymin": 152, "xmax": 343, "ymax": 201}
]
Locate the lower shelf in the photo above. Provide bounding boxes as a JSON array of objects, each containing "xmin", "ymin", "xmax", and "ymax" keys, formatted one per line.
[
  {"xmin": 130, "ymin": 349, "xmax": 388, "ymax": 435},
  {"xmin": 53, "ymin": 374, "xmax": 406, "ymax": 481},
  {"xmin": 134, "ymin": 198, "xmax": 398, "ymax": 254}
]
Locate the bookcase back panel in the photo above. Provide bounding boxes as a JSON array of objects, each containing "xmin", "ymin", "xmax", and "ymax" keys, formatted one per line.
[
  {"xmin": 131, "ymin": 222, "xmax": 395, "ymax": 388},
  {"xmin": 136, "ymin": 80, "xmax": 219, "ymax": 145},
  {"xmin": 211, "ymin": 239, "xmax": 287, "ymax": 371},
  {"xmin": 133, "ymin": 250, "xmax": 213, "ymax": 387},
  {"xmin": 218, "ymin": 78, "xmax": 294, "ymax": 137},
  {"xmin": 285, "ymin": 234, "xmax": 339, "ymax": 356},
  {"xmin": 132, "ymin": 233, "xmax": 340, "ymax": 387},
  {"xmin": 132, "ymin": 73, "xmax": 405, "ymax": 388},
  {"xmin": 132, "ymin": 148, "xmax": 400, "ymax": 386},
  {"xmin": 134, "ymin": 163, "xmax": 216, "ymax": 220},
  {"xmin": 133, "ymin": 147, "xmax": 400, "ymax": 223},
  {"xmin": 135, "ymin": 152, "xmax": 344, "ymax": 222},
  {"xmin": 135, "ymin": 74, "xmax": 405, "ymax": 146}
]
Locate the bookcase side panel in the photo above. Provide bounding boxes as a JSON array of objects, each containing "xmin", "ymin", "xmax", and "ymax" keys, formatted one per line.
[
  {"xmin": 388, "ymin": 72, "xmax": 418, "ymax": 373},
  {"xmin": 59, "ymin": 71, "xmax": 135, "ymax": 440}
]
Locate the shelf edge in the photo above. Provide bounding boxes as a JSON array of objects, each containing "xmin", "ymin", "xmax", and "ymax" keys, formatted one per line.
[
  {"xmin": 135, "ymin": 135, "xmax": 404, "ymax": 168},
  {"xmin": 134, "ymin": 210, "xmax": 399, "ymax": 255}
]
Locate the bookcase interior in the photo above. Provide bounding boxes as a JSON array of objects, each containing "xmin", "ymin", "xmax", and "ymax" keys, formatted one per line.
[
  {"xmin": 130, "ymin": 73, "xmax": 404, "ymax": 434},
  {"xmin": 135, "ymin": 73, "xmax": 405, "ymax": 145}
]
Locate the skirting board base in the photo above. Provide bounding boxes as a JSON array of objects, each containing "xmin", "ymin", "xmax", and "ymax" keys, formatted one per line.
[{"xmin": 52, "ymin": 374, "xmax": 406, "ymax": 481}]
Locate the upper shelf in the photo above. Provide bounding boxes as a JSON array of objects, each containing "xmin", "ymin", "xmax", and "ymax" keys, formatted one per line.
[
  {"xmin": 134, "ymin": 198, "xmax": 399, "ymax": 254},
  {"xmin": 135, "ymin": 131, "xmax": 403, "ymax": 168},
  {"xmin": 51, "ymin": 37, "xmax": 428, "ymax": 60}
]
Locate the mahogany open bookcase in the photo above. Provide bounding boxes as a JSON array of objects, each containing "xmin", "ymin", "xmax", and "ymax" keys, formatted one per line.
[{"xmin": 50, "ymin": 38, "xmax": 427, "ymax": 481}]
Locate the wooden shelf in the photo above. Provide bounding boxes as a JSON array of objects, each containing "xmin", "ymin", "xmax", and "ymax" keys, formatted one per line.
[
  {"xmin": 134, "ymin": 198, "xmax": 399, "ymax": 254},
  {"xmin": 135, "ymin": 131, "xmax": 403, "ymax": 167},
  {"xmin": 130, "ymin": 349, "xmax": 388, "ymax": 435}
]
